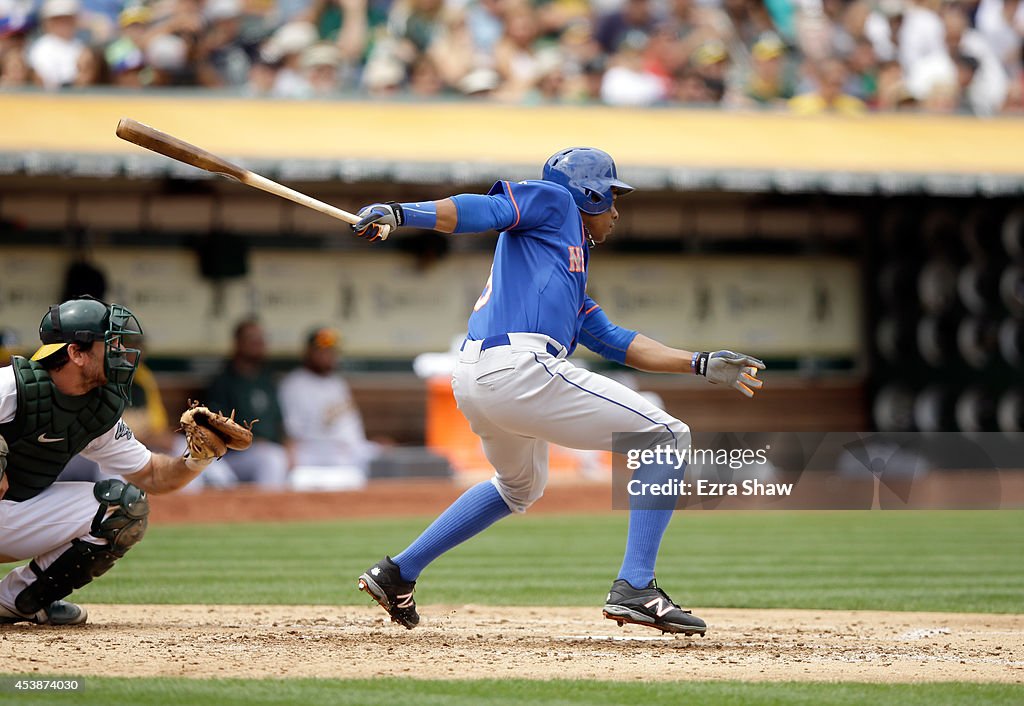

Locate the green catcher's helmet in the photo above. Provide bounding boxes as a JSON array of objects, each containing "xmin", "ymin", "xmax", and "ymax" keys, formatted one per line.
[{"xmin": 32, "ymin": 296, "xmax": 144, "ymax": 402}]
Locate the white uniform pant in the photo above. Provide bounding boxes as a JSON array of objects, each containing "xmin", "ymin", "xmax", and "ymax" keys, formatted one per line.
[
  {"xmin": 454, "ymin": 334, "xmax": 689, "ymax": 513},
  {"xmin": 0, "ymin": 482, "xmax": 106, "ymax": 615}
]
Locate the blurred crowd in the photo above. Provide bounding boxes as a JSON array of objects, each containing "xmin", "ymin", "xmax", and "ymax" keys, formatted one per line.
[
  {"xmin": 43, "ymin": 319, "xmax": 383, "ymax": 491},
  {"xmin": 1, "ymin": 0, "xmax": 1023, "ymax": 114}
]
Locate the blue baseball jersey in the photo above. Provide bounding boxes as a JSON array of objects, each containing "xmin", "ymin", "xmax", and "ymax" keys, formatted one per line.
[{"xmin": 460, "ymin": 180, "xmax": 637, "ymax": 361}]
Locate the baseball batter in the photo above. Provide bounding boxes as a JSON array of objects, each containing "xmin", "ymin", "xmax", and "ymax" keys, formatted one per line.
[
  {"xmin": 0, "ymin": 297, "xmax": 250, "ymax": 625},
  {"xmin": 353, "ymin": 148, "xmax": 764, "ymax": 635}
]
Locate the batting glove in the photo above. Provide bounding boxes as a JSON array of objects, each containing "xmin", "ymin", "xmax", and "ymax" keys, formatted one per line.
[
  {"xmin": 351, "ymin": 202, "xmax": 404, "ymax": 242},
  {"xmin": 693, "ymin": 350, "xmax": 766, "ymax": 398}
]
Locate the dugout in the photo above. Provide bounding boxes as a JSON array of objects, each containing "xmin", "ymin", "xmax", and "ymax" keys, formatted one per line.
[{"xmin": 2, "ymin": 95, "xmax": 1023, "ymax": 439}]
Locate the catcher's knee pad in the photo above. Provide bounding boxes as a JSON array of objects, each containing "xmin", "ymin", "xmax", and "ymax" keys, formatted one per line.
[
  {"xmin": 13, "ymin": 481, "xmax": 149, "ymax": 615},
  {"xmin": 91, "ymin": 479, "xmax": 150, "ymax": 555}
]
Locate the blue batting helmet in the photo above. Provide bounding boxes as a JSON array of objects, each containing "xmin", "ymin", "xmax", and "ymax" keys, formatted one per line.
[{"xmin": 542, "ymin": 147, "xmax": 634, "ymax": 215}]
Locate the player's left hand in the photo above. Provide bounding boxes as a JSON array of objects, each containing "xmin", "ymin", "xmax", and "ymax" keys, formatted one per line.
[
  {"xmin": 179, "ymin": 402, "xmax": 255, "ymax": 463},
  {"xmin": 351, "ymin": 202, "xmax": 404, "ymax": 242},
  {"xmin": 694, "ymin": 350, "xmax": 765, "ymax": 398}
]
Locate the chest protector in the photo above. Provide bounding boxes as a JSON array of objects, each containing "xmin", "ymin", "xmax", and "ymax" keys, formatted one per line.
[{"xmin": 0, "ymin": 357, "xmax": 124, "ymax": 502}]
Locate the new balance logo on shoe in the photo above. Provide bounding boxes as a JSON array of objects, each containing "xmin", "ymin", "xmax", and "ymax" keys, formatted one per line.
[
  {"xmin": 358, "ymin": 557, "xmax": 420, "ymax": 629},
  {"xmin": 603, "ymin": 579, "xmax": 707, "ymax": 635},
  {"xmin": 643, "ymin": 596, "xmax": 676, "ymax": 617}
]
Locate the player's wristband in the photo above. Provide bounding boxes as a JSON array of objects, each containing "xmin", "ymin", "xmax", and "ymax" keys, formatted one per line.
[
  {"xmin": 397, "ymin": 201, "xmax": 438, "ymax": 229},
  {"xmin": 692, "ymin": 351, "xmax": 710, "ymax": 376}
]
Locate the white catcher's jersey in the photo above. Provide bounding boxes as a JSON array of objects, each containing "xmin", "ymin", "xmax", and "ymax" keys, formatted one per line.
[{"xmin": 0, "ymin": 366, "xmax": 151, "ymax": 477}]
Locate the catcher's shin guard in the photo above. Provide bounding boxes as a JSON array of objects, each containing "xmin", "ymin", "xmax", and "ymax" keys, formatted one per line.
[{"xmin": 14, "ymin": 480, "xmax": 149, "ymax": 615}]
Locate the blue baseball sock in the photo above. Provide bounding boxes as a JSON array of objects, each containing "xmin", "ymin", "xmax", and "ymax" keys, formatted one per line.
[
  {"xmin": 617, "ymin": 459, "xmax": 681, "ymax": 588},
  {"xmin": 617, "ymin": 508, "xmax": 675, "ymax": 589},
  {"xmin": 393, "ymin": 481, "xmax": 512, "ymax": 582}
]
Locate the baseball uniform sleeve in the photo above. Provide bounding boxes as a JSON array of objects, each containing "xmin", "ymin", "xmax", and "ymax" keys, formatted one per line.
[
  {"xmin": 79, "ymin": 419, "xmax": 153, "ymax": 476},
  {"xmin": 450, "ymin": 180, "xmax": 571, "ymax": 237},
  {"xmin": 578, "ymin": 297, "xmax": 638, "ymax": 364},
  {"xmin": 0, "ymin": 366, "xmax": 17, "ymax": 424},
  {"xmin": 487, "ymin": 180, "xmax": 572, "ymax": 235},
  {"xmin": 450, "ymin": 192, "xmax": 518, "ymax": 233}
]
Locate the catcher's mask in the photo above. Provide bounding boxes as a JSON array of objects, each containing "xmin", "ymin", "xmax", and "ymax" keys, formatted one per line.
[
  {"xmin": 32, "ymin": 296, "xmax": 144, "ymax": 402},
  {"xmin": 542, "ymin": 147, "xmax": 635, "ymax": 216}
]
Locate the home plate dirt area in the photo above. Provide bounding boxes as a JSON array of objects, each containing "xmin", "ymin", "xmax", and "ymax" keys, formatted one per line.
[{"xmin": 1, "ymin": 605, "xmax": 1021, "ymax": 683}]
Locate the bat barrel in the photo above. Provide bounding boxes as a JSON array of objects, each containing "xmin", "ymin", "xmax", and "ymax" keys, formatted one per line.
[
  {"xmin": 115, "ymin": 117, "xmax": 247, "ymax": 181},
  {"xmin": 115, "ymin": 117, "xmax": 362, "ymax": 227}
]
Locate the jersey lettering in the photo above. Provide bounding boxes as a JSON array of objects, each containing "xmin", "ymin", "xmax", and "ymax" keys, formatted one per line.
[
  {"xmin": 473, "ymin": 269, "xmax": 494, "ymax": 312},
  {"xmin": 567, "ymin": 246, "xmax": 585, "ymax": 273}
]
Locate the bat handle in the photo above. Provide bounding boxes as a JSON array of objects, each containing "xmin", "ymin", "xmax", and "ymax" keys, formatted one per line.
[{"xmin": 243, "ymin": 173, "xmax": 361, "ymax": 225}]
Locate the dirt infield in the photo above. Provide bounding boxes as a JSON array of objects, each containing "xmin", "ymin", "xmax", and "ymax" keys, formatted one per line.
[{"xmin": 2, "ymin": 605, "xmax": 1021, "ymax": 683}]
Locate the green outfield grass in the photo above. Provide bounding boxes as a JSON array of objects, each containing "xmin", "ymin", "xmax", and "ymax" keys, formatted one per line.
[
  {"xmin": 1, "ymin": 677, "xmax": 1022, "ymax": 706},
  {"xmin": 23, "ymin": 510, "xmax": 1020, "ymax": 613}
]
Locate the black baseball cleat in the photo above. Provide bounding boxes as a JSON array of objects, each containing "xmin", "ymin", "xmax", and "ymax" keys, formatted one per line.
[
  {"xmin": 602, "ymin": 579, "xmax": 707, "ymax": 636},
  {"xmin": 357, "ymin": 556, "xmax": 419, "ymax": 629},
  {"xmin": 0, "ymin": 600, "xmax": 88, "ymax": 626}
]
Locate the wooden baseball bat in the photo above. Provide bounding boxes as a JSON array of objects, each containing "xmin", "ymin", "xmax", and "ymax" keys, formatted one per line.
[{"xmin": 115, "ymin": 118, "xmax": 360, "ymax": 225}]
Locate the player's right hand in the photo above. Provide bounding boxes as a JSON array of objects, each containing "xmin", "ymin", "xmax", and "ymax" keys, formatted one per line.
[
  {"xmin": 351, "ymin": 202, "xmax": 404, "ymax": 242},
  {"xmin": 694, "ymin": 350, "xmax": 765, "ymax": 398}
]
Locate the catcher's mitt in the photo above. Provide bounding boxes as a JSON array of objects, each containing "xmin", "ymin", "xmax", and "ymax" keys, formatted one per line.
[{"xmin": 179, "ymin": 402, "xmax": 255, "ymax": 462}]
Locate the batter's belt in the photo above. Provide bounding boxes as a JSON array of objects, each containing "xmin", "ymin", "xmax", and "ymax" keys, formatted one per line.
[{"xmin": 459, "ymin": 333, "xmax": 567, "ymax": 362}]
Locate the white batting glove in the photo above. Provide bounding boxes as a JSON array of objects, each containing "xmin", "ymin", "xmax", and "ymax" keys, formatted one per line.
[
  {"xmin": 351, "ymin": 202, "xmax": 404, "ymax": 242},
  {"xmin": 693, "ymin": 350, "xmax": 766, "ymax": 398}
]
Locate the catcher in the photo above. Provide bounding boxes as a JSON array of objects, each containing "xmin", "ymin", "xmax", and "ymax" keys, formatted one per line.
[{"xmin": 0, "ymin": 297, "xmax": 252, "ymax": 625}]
